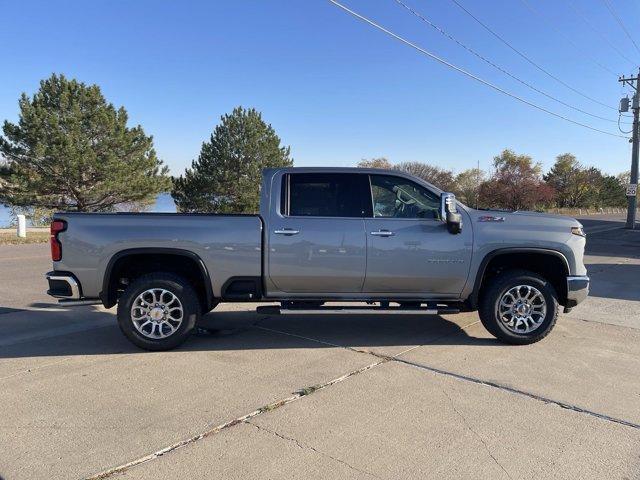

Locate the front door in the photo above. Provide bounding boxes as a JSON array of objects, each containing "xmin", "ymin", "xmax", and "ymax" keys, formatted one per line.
[
  {"xmin": 363, "ymin": 174, "xmax": 473, "ymax": 294},
  {"xmin": 268, "ymin": 172, "xmax": 371, "ymax": 293}
]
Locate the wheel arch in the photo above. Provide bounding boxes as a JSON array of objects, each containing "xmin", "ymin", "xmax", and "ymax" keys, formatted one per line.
[
  {"xmin": 470, "ymin": 248, "xmax": 569, "ymax": 310},
  {"xmin": 100, "ymin": 248, "xmax": 214, "ymax": 310}
]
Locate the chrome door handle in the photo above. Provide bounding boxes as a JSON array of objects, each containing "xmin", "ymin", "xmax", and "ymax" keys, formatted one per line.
[
  {"xmin": 274, "ymin": 229, "xmax": 300, "ymax": 235},
  {"xmin": 370, "ymin": 230, "xmax": 395, "ymax": 237}
]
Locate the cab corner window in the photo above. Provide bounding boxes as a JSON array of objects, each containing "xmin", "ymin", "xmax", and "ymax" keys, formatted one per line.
[
  {"xmin": 285, "ymin": 173, "xmax": 371, "ymax": 218},
  {"xmin": 370, "ymin": 175, "xmax": 440, "ymax": 220}
]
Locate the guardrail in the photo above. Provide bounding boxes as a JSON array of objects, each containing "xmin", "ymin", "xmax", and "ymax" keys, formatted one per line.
[{"xmin": 548, "ymin": 207, "xmax": 626, "ymax": 216}]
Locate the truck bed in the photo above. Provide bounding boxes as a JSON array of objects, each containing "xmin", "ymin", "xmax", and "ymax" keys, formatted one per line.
[{"xmin": 52, "ymin": 212, "xmax": 263, "ymax": 299}]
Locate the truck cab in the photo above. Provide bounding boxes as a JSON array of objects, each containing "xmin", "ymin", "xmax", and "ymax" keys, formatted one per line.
[{"xmin": 262, "ymin": 168, "xmax": 471, "ymax": 299}]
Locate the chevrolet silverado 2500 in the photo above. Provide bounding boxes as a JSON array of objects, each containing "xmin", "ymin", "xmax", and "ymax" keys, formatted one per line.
[{"xmin": 46, "ymin": 167, "xmax": 589, "ymax": 350}]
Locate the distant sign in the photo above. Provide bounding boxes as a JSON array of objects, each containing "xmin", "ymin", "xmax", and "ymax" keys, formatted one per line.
[{"xmin": 627, "ymin": 183, "xmax": 638, "ymax": 197}]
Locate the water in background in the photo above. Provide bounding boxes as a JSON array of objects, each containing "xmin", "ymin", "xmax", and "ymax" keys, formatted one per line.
[{"xmin": 0, "ymin": 193, "xmax": 177, "ymax": 228}]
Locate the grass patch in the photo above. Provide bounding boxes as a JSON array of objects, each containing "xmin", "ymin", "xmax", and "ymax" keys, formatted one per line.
[
  {"xmin": 296, "ymin": 385, "xmax": 321, "ymax": 397},
  {"xmin": 0, "ymin": 230, "xmax": 50, "ymax": 245}
]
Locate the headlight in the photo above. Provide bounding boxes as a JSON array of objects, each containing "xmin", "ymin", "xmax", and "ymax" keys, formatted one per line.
[{"xmin": 571, "ymin": 226, "xmax": 586, "ymax": 237}]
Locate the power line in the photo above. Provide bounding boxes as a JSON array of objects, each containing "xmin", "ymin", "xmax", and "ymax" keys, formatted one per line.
[
  {"xmin": 566, "ymin": 0, "xmax": 636, "ymax": 67},
  {"xmin": 327, "ymin": 0, "xmax": 627, "ymax": 138},
  {"xmin": 446, "ymin": 0, "xmax": 619, "ymax": 112},
  {"xmin": 601, "ymin": 0, "xmax": 640, "ymax": 58},
  {"xmin": 519, "ymin": 0, "xmax": 619, "ymax": 77},
  {"xmin": 394, "ymin": 0, "xmax": 624, "ymax": 124},
  {"xmin": 619, "ymin": 113, "xmax": 633, "ymax": 134}
]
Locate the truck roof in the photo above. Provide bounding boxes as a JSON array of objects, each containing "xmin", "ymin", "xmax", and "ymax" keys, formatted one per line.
[{"xmin": 262, "ymin": 167, "xmax": 443, "ymax": 193}]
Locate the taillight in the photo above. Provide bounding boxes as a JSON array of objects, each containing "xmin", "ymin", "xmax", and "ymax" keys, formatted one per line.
[{"xmin": 50, "ymin": 220, "xmax": 66, "ymax": 261}]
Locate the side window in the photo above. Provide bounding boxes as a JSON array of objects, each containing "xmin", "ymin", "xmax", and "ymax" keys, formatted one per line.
[
  {"xmin": 284, "ymin": 173, "xmax": 372, "ymax": 218},
  {"xmin": 370, "ymin": 175, "xmax": 441, "ymax": 220}
]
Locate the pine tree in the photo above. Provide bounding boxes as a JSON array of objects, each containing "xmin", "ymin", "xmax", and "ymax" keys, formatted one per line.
[
  {"xmin": 0, "ymin": 74, "xmax": 170, "ymax": 211},
  {"xmin": 172, "ymin": 107, "xmax": 293, "ymax": 213}
]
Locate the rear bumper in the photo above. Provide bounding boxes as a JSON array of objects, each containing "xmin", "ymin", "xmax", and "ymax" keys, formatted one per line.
[
  {"xmin": 46, "ymin": 271, "xmax": 81, "ymax": 299},
  {"xmin": 566, "ymin": 275, "xmax": 589, "ymax": 307}
]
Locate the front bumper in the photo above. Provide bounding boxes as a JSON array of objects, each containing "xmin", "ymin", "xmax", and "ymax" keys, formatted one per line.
[
  {"xmin": 566, "ymin": 275, "xmax": 589, "ymax": 308},
  {"xmin": 46, "ymin": 271, "xmax": 81, "ymax": 299}
]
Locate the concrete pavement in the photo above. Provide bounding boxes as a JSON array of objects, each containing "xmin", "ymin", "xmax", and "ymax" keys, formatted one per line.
[{"xmin": 1, "ymin": 219, "xmax": 639, "ymax": 479}]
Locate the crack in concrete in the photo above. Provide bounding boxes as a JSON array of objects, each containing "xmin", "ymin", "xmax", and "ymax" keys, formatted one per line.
[
  {"xmin": 440, "ymin": 387, "xmax": 513, "ymax": 479},
  {"xmin": 85, "ymin": 358, "xmax": 387, "ymax": 479},
  {"xmin": 245, "ymin": 421, "xmax": 382, "ymax": 479},
  {"xmin": 569, "ymin": 315, "xmax": 640, "ymax": 332},
  {"xmin": 87, "ymin": 316, "xmax": 637, "ymax": 479},
  {"xmin": 394, "ymin": 357, "xmax": 640, "ymax": 431},
  {"xmin": 256, "ymin": 325, "xmax": 640, "ymax": 431}
]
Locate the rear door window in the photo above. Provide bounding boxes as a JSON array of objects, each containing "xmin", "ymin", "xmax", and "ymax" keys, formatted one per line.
[{"xmin": 284, "ymin": 173, "xmax": 372, "ymax": 218}]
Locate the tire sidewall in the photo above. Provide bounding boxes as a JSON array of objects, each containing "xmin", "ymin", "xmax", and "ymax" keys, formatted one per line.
[
  {"xmin": 481, "ymin": 271, "xmax": 558, "ymax": 344},
  {"xmin": 117, "ymin": 274, "xmax": 199, "ymax": 351}
]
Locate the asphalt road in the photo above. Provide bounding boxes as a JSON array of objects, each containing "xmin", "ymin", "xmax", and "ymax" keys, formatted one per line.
[
  {"xmin": 575, "ymin": 213, "xmax": 634, "ymax": 234},
  {"xmin": 1, "ymin": 214, "xmax": 639, "ymax": 479}
]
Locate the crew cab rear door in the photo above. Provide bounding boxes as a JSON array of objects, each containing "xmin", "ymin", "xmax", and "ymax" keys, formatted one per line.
[
  {"xmin": 362, "ymin": 174, "xmax": 473, "ymax": 295},
  {"xmin": 267, "ymin": 172, "xmax": 370, "ymax": 293}
]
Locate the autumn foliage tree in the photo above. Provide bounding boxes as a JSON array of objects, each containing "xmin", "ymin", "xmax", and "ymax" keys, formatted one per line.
[
  {"xmin": 455, "ymin": 168, "xmax": 485, "ymax": 208},
  {"xmin": 357, "ymin": 157, "xmax": 393, "ymax": 169},
  {"xmin": 359, "ymin": 150, "xmax": 625, "ymax": 211},
  {"xmin": 479, "ymin": 149, "xmax": 554, "ymax": 211},
  {"xmin": 357, "ymin": 158, "xmax": 456, "ymax": 191},
  {"xmin": 395, "ymin": 161, "xmax": 456, "ymax": 191}
]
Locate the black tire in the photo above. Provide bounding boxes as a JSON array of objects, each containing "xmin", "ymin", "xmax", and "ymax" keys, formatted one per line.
[
  {"xmin": 478, "ymin": 269, "xmax": 559, "ymax": 345},
  {"xmin": 117, "ymin": 273, "xmax": 200, "ymax": 351}
]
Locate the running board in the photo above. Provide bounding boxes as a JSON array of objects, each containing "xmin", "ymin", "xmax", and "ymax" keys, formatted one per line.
[
  {"xmin": 256, "ymin": 305, "xmax": 460, "ymax": 315},
  {"xmin": 58, "ymin": 299, "xmax": 102, "ymax": 307}
]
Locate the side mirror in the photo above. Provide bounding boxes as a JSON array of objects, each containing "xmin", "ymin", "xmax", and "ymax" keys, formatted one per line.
[{"xmin": 440, "ymin": 192, "xmax": 462, "ymax": 234}]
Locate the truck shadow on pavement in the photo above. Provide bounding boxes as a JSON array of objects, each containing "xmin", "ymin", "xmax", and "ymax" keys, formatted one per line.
[{"xmin": 0, "ymin": 309, "xmax": 500, "ymax": 359}]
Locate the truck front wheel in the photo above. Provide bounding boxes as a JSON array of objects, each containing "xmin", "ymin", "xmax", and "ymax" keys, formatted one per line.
[
  {"xmin": 478, "ymin": 270, "xmax": 559, "ymax": 345},
  {"xmin": 117, "ymin": 273, "xmax": 200, "ymax": 351}
]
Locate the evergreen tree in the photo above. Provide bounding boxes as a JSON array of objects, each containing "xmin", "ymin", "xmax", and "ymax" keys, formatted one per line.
[
  {"xmin": 0, "ymin": 74, "xmax": 170, "ymax": 211},
  {"xmin": 543, "ymin": 154, "xmax": 599, "ymax": 208},
  {"xmin": 597, "ymin": 174, "xmax": 627, "ymax": 207},
  {"xmin": 172, "ymin": 107, "xmax": 292, "ymax": 213}
]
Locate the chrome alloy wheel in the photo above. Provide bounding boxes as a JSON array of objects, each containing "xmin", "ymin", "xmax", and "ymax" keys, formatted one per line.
[
  {"xmin": 131, "ymin": 288, "xmax": 184, "ymax": 339},
  {"xmin": 497, "ymin": 285, "xmax": 547, "ymax": 334}
]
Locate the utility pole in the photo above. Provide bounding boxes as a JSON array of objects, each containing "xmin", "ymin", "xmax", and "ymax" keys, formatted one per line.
[{"xmin": 619, "ymin": 69, "xmax": 639, "ymax": 229}]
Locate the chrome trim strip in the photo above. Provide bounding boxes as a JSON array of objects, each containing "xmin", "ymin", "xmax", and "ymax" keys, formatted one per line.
[
  {"xmin": 46, "ymin": 274, "xmax": 80, "ymax": 299},
  {"xmin": 57, "ymin": 299, "xmax": 101, "ymax": 306},
  {"xmin": 281, "ymin": 308, "xmax": 438, "ymax": 315},
  {"xmin": 566, "ymin": 275, "xmax": 590, "ymax": 307}
]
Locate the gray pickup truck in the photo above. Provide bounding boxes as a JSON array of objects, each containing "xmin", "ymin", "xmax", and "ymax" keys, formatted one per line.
[{"xmin": 46, "ymin": 167, "xmax": 589, "ymax": 350}]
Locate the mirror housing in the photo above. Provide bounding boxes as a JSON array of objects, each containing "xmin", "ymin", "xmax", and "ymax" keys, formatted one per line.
[{"xmin": 440, "ymin": 192, "xmax": 462, "ymax": 234}]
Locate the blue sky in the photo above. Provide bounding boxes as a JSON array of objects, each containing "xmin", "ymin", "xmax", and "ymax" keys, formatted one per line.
[{"xmin": 1, "ymin": 0, "xmax": 638, "ymax": 176}]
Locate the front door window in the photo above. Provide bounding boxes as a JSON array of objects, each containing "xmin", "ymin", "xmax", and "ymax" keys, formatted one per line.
[{"xmin": 370, "ymin": 175, "xmax": 441, "ymax": 220}]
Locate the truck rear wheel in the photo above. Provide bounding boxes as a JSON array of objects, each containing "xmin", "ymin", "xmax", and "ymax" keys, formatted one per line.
[
  {"xmin": 117, "ymin": 273, "xmax": 200, "ymax": 351},
  {"xmin": 478, "ymin": 269, "xmax": 558, "ymax": 345}
]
